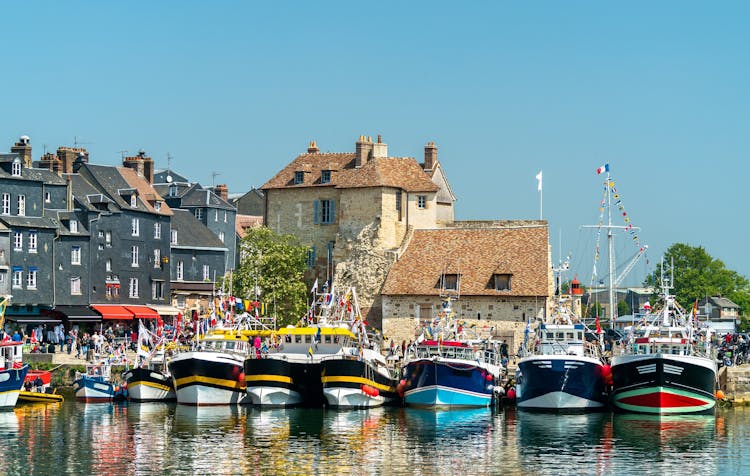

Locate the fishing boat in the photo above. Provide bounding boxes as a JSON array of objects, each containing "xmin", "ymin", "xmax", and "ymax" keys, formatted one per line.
[
  {"xmin": 515, "ymin": 271, "xmax": 609, "ymax": 411},
  {"xmin": 18, "ymin": 369, "xmax": 64, "ymax": 403},
  {"xmin": 123, "ymin": 320, "xmax": 176, "ymax": 402},
  {"xmin": 73, "ymin": 361, "xmax": 127, "ymax": 403},
  {"xmin": 245, "ymin": 287, "xmax": 375, "ymax": 407},
  {"xmin": 401, "ymin": 296, "xmax": 503, "ymax": 408},
  {"xmin": 320, "ymin": 289, "xmax": 400, "ymax": 408},
  {"xmin": 0, "ymin": 296, "xmax": 30, "ymax": 409},
  {"xmin": 610, "ymin": 265, "xmax": 717, "ymax": 414}
]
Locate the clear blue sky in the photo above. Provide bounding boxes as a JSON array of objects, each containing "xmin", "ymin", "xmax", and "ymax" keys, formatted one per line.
[{"xmin": 3, "ymin": 1, "xmax": 748, "ymax": 285}]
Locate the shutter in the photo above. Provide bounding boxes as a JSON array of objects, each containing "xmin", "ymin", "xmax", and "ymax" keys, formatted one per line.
[
  {"xmin": 329, "ymin": 200, "xmax": 335, "ymax": 223},
  {"xmin": 313, "ymin": 200, "xmax": 319, "ymax": 224}
]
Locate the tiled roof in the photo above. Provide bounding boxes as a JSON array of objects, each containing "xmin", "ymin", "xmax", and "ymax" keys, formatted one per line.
[
  {"xmin": 707, "ymin": 296, "xmax": 739, "ymax": 309},
  {"xmin": 261, "ymin": 153, "xmax": 437, "ymax": 193},
  {"xmin": 382, "ymin": 225, "xmax": 550, "ymax": 297},
  {"xmin": 236, "ymin": 214, "xmax": 263, "ymax": 238},
  {"xmin": 118, "ymin": 167, "xmax": 173, "ymax": 216},
  {"xmin": 170, "ymin": 209, "xmax": 226, "ymax": 249},
  {"xmin": 0, "ymin": 216, "xmax": 59, "ymax": 229}
]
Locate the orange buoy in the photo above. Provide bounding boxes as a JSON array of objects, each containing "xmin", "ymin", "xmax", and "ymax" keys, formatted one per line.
[{"xmin": 716, "ymin": 390, "xmax": 725, "ymax": 400}]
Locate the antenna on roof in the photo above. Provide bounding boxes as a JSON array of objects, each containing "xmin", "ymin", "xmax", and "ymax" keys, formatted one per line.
[
  {"xmin": 73, "ymin": 136, "xmax": 93, "ymax": 147},
  {"xmin": 118, "ymin": 150, "xmax": 128, "ymax": 160},
  {"xmin": 212, "ymin": 171, "xmax": 220, "ymax": 188},
  {"xmin": 166, "ymin": 153, "xmax": 173, "ymax": 171}
]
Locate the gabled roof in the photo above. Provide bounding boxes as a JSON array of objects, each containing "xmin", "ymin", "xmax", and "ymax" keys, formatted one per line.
[
  {"xmin": 702, "ymin": 296, "xmax": 740, "ymax": 309},
  {"xmin": 261, "ymin": 153, "xmax": 438, "ymax": 193},
  {"xmin": 170, "ymin": 209, "xmax": 226, "ymax": 249},
  {"xmin": 52, "ymin": 212, "xmax": 90, "ymax": 236},
  {"xmin": 0, "ymin": 159, "xmax": 68, "ymax": 185},
  {"xmin": 236, "ymin": 214, "xmax": 263, "ymax": 238},
  {"xmin": 382, "ymin": 224, "xmax": 549, "ymax": 297},
  {"xmin": 118, "ymin": 167, "xmax": 173, "ymax": 216},
  {"xmin": 153, "ymin": 182, "xmax": 193, "ymax": 200},
  {"xmin": 178, "ymin": 185, "xmax": 235, "ymax": 210},
  {"xmin": 153, "ymin": 169, "xmax": 191, "ymax": 185}
]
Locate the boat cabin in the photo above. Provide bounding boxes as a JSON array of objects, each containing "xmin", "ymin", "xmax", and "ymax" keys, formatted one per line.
[
  {"xmin": 85, "ymin": 362, "xmax": 113, "ymax": 381},
  {"xmin": 0, "ymin": 341, "xmax": 23, "ymax": 370},
  {"xmin": 539, "ymin": 323, "xmax": 586, "ymax": 357},
  {"xmin": 276, "ymin": 327, "xmax": 355, "ymax": 354},
  {"xmin": 413, "ymin": 340, "xmax": 501, "ymax": 367},
  {"xmin": 632, "ymin": 327, "xmax": 690, "ymax": 355},
  {"xmin": 200, "ymin": 334, "xmax": 250, "ymax": 354}
]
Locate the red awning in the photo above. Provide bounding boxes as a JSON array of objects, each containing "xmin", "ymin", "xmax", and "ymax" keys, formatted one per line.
[
  {"xmin": 91, "ymin": 305, "xmax": 134, "ymax": 320},
  {"xmin": 124, "ymin": 305, "xmax": 160, "ymax": 319}
]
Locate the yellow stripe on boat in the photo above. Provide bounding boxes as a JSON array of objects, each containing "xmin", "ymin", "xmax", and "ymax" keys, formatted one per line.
[
  {"xmin": 174, "ymin": 375, "xmax": 245, "ymax": 390},
  {"xmin": 18, "ymin": 391, "xmax": 64, "ymax": 403},
  {"xmin": 321, "ymin": 375, "xmax": 394, "ymax": 392},
  {"xmin": 128, "ymin": 381, "xmax": 173, "ymax": 392},
  {"xmin": 245, "ymin": 374, "xmax": 293, "ymax": 384}
]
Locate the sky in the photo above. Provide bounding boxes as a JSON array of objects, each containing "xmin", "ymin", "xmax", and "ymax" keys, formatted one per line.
[{"xmin": 2, "ymin": 1, "xmax": 748, "ymax": 286}]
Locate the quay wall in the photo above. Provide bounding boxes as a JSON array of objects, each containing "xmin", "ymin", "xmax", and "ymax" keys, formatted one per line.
[{"xmin": 722, "ymin": 365, "xmax": 750, "ymax": 405}]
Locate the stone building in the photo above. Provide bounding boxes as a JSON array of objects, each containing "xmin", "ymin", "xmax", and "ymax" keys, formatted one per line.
[
  {"xmin": 381, "ymin": 221, "xmax": 552, "ymax": 351},
  {"xmin": 261, "ymin": 135, "xmax": 455, "ymax": 325}
]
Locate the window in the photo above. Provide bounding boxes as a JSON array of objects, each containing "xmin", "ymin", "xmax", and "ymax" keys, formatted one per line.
[
  {"xmin": 98, "ymin": 231, "xmax": 104, "ymax": 238},
  {"xmin": 131, "ymin": 218, "xmax": 140, "ymax": 236},
  {"xmin": 314, "ymin": 199, "xmax": 336, "ymax": 224},
  {"xmin": 27, "ymin": 269, "xmax": 37, "ymax": 289},
  {"xmin": 130, "ymin": 194, "xmax": 137, "ymax": 208},
  {"xmin": 176, "ymin": 260, "xmax": 184, "ymax": 281},
  {"xmin": 154, "ymin": 222, "xmax": 161, "ymax": 239},
  {"xmin": 224, "ymin": 211, "xmax": 227, "ymax": 223},
  {"xmin": 105, "ymin": 231, "xmax": 112, "ymax": 246},
  {"xmin": 13, "ymin": 232, "xmax": 22, "ymax": 251},
  {"xmin": 154, "ymin": 249, "xmax": 161, "ymax": 268},
  {"xmin": 105, "ymin": 258, "xmax": 112, "ymax": 272},
  {"xmin": 131, "ymin": 245, "xmax": 139, "ymax": 267},
  {"xmin": 203, "ymin": 264, "xmax": 210, "ymax": 281},
  {"xmin": 70, "ymin": 220, "xmax": 78, "ymax": 233},
  {"xmin": 169, "ymin": 185, "xmax": 177, "ymax": 197},
  {"xmin": 45, "ymin": 192, "xmax": 51, "ymax": 203},
  {"xmin": 214, "ymin": 209, "xmax": 219, "ymax": 222},
  {"xmin": 396, "ymin": 190, "xmax": 403, "ymax": 221},
  {"xmin": 441, "ymin": 273, "xmax": 460, "ymax": 291},
  {"xmin": 11, "ymin": 159, "xmax": 21, "ymax": 176},
  {"xmin": 17, "ymin": 195, "xmax": 25, "ymax": 216},
  {"xmin": 306, "ymin": 246, "xmax": 316, "ymax": 268},
  {"xmin": 170, "ymin": 230, "xmax": 177, "ymax": 244},
  {"xmin": 0, "ymin": 272, "xmax": 4, "ymax": 284},
  {"xmin": 154, "ymin": 201, "xmax": 162, "ymax": 211},
  {"xmin": 219, "ymin": 231, "xmax": 225, "ymax": 243},
  {"xmin": 28, "ymin": 231, "xmax": 37, "ymax": 253},
  {"xmin": 129, "ymin": 277, "xmax": 139, "ymax": 298},
  {"xmin": 152, "ymin": 281, "xmax": 164, "ymax": 300},
  {"xmin": 493, "ymin": 274, "xmax": 512, "ymax": 291},
  {"xmin": 12, "ymin": 271, "xmax": 22, "ymax": 288},
  {"xmin": 294, "ymin": 171, "xmax": 305, "ymax": 184},
  {"xmin": 321, "ymin": 170, "xmax": 331, "ymax": 184},
  {"xmin": 176, "ymin": 295, "xmax": 186, "ymax": 308},
  {"xmin": 71, "ymin": 246, "xmax": 81, "ymax": 265},
  {"xmin": 1, "ymin": 193, "xmax": 9, "ymax": 215},
  {"xmin": 195, "ymin": 209, "xmax": 202, "ymax": 220},
  {"xmin": 417, "ymin": 195, "xmax": 426, "ymax": 209},
  {"xmin": 71, "ymin": 277, "xmax": 82, "ymax": 295}
]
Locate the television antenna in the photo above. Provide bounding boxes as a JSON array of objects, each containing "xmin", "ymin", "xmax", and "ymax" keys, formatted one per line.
[
  {"xmin": 73, "ymin": 136, "xmax": 93, "ymax": 147},
  {"xmin": 117, "ymin": 150, "xmax": 128, "ymax": 160},
  {"xmin": 212, "ymin": 171, "xmax": 220, "ymax": 188}
]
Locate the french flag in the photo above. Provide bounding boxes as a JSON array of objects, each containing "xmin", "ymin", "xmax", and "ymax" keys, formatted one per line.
[{"xmin": 596, "ymin": 164, "xmax": 609, "ymax": 175}]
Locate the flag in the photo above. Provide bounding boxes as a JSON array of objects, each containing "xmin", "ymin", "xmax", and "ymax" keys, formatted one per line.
[
  {"xmin": 596, "ymin": 164, "xmax": 609, "ymax": 175},
  {"xmin": 307, "ymin": 345, "xmax": 314, "ymax": 358},
  {"xmin": 535, "ymin": 171, "xmax": 543, "ymax": 192},
  {"xmin": 311, "ymin": 278, "xmax": 318, "ymax": 294},
  {"xmin": 595, "ymin": 316, "xmax": 602, "ymax": 334},
  {"xmin": 137, "ymin": 320, "xmax": 151, "ymax": 358},
  {"xmin": 643, "ymin": 301, "xmax": 651, "ymax": 311}
]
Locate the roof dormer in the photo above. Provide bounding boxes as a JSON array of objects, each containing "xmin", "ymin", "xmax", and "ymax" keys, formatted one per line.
[{"xmin": 11, "ymin": 157, "xmax": 22, "ymax": 177}]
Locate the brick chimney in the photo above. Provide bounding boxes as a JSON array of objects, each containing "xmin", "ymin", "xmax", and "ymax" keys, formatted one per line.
[
  {"xmin": 143, "ymin": 154, "xmax": 154, "ymax": 184},
  {"xmin": 123, "ymin": 149, "xmax": 146, "ymax": 177},
  {"xmin": 215, "ymin": 184, "xmax": 228, "ymax": 202},
  {"xmin": 424, "ymin": 141, "xmax": 438, "ymax": 171},
  {"xmin": 11, "ymin": 136, "xmax": 32, "ymax": 168},
  {"xmin": 307, "ymin": 140, "xmax": 319, "ymax": 154},
  {"xmin": 372, "ymin": 134, "xmax": 388, "ymax": 158},
  {"xmin": 58, "ymin": 147, "xmax": 89, "ymax": 174},
  {"xmin": 355, "ymin": 135, "xmax": 374, "ymax": 167},
  {"xmin": 40, "ymin": 152, "xmax": 63, "ymax": 175}
]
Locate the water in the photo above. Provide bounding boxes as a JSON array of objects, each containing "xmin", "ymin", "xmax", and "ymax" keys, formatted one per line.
[{"xmin": 2, "ymin": 401, "xmax": 749, "ymax": 475}]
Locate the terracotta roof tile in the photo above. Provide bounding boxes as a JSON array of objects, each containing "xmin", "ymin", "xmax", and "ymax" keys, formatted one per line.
[
  {"xmin": 118, "ymin": 167, "xmax": 174, "ymax": 216},
  {"xmin": 382, "ymin": 225, "xmax": 550, "ymax": 297}
]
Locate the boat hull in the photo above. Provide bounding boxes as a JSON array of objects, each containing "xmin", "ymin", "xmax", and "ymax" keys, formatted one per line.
[
  {"xmin": 73, "ymin": 376, "xmax": 125, "ymax": 403},
  {"xmin": 169, "ymin": 351, "xmax": 248, "ymax": 406},
  {"xmin": 611, "ymin": 353, "xmax": 716, "ymax": 414},
  {"xmin": 124, "ymin": 367, "xmax": 176, "ymax": 402},
  {"xmin": 402, "ymin": 359, "xmax": 495, "ymax": 408},
  {"xmin": 18, "ymin": 391, "xmax": 64, "ymax": 404},
  {"xmin": 515, "ymin": 355, "xmax": 608, "ymax": 411},
  {"xmin": 321, "ymin": 357, "xmax": 399, "ymax": 408},
  {"xmin": 245, "ymin": 357, "xmax": 325, "ymax": 407},
  {"xmin": 0, "ymin": 365, "xmax": 29, "ymax": 409}
]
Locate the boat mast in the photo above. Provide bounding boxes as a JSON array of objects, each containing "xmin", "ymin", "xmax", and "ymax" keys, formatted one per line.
[{"xmin": 606, "ymin": 169, "xmax": 615, "ymax": 330}]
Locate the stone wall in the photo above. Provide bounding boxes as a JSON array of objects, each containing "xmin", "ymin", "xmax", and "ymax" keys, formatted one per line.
[{"xmin": 722, "ymin": 365, "xmax": 750, "ymax": 404}]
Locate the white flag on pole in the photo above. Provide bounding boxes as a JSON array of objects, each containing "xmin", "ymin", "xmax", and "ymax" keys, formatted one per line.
[{"xmin": 536, "ymin": 171, "xmax": 543, "ymax": 192}]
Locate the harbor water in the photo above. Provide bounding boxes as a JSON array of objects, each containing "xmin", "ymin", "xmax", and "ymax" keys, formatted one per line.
[{"xmin": 2, "ymin": 401, "xmax": 749, "ymax": 475}]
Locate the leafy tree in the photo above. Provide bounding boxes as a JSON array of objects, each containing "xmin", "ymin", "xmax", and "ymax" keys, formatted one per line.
[
  {"xmin": 617, "ymin": 300, "xmax": 631, "ymax": 316},
  {"xmin": 643, "ymin": 243, "xmax": 750, "ymax": 315},
  {"xmin": 227, "ymin": 227, "xmax": 308, "ymax": 327},
  {"xmin": 586, "ymin": 302, "xmax": 603, "ymax": 319}
]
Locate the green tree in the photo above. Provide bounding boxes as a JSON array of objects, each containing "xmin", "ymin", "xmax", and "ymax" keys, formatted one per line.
[
  {"xmin": 643, "ymin": 243, "xmax": 750, "ymax": 315},
  {"xmin": 227, "ymin": 227, "xmax": 308, "ymax": 327},
  {"xmin": 617, "ymin": 300, "xmax": 631, "ymax": 317}
]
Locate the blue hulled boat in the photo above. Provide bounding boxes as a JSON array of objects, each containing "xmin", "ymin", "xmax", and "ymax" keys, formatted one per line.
[
  {"xmin": 401, "ymin": 297, "xmax": 503, "ymax": 409},
  {"xmin": 0, "ymin": 341, "xmax": 29, "ymax": 410},
  {"xmin": 73, "ymin": 362, "xmax": 127, "ymax": 403}
]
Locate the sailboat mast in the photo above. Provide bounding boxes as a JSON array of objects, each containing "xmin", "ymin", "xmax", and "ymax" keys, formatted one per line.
[{"xmin": 606, "ymin": 171, "xmax": 616, "ymax": 329}]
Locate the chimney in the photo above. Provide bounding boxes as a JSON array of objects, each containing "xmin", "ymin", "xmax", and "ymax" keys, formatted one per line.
[
  {"xmin": 40, "ymin": 152, "xmax": 63, "ymax": 175},
  {"xmin": 307, "ymin": 140, "xmax": 319, "ymax": 154},
  {"xmin": 372, "ymin": 134, "xmax": 388, "ymax": 158},
  {"xmin": 424, "ymin": 141, "xmax": 438, "ymax": 171},
  {"xmin": 66, "ymin": 175, "xmax": 73, "ymax": 211},
  {"xmin": 215, "ymin": 184, "xmax": 229, "ymax": 202},
  {"xmin": 355, "ymin": 135, "xmax": 374, "ymax": 167},
  {"xmin": 58, "ymin": 147, "xmax": 89, "ymax": 174},
  {"xmin": 72, "ymin": 152, "xmax": 88, "ymax": 173},
  {"xmin": 142, "ymin": 154, "xmax": 154, "ymax": 184},
  {"xmin": 11, "ymin": 135, "xmax": 32, "ymax": 168},
  {"xmin": 123, "ymin": 149, "xmax": 146, "ymax": 177}
]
